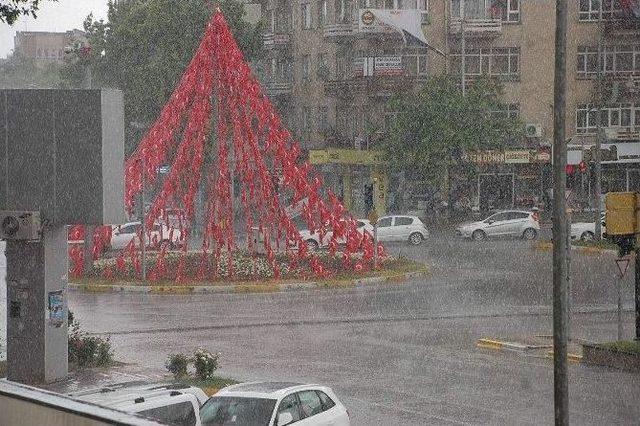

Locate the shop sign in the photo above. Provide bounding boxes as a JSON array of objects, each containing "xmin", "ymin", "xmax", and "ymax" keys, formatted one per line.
[
  {"xmin": 309, "ymin": 149, "xmax": 387, "ymax": 165},
  {"xmin": 504, "ymin": 150, "xmax": 530, "ymax": 164},
  {"xmin": 462, "ymin": 149, "xmax": 551, "ymax": 165},
  {"xmin": 568, "ymin": 142, "xmax": 640, "ymax": 164}
]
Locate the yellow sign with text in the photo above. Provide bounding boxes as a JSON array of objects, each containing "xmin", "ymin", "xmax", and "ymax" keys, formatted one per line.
[{"xmin": 309, "ymin": 149, "xmax": 387, "ymax": 165}]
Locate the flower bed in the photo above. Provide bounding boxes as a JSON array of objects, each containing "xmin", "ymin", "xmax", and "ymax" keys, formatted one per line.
[{"xmin": 84, "ymin": 251, "xmax": 421, "ymax": 284}]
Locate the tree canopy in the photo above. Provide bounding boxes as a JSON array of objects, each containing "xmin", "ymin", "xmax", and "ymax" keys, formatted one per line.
[
  {"xmin": 384, "ymin": 75, "xmax": 524, "ymax": 185},
  {"xmin": 0, "ymin": 0, "xmax": 54, "ymax": 25},
  {"xmin": 60, "ymin": 0, "xmax": 263, "ymax": 154}
]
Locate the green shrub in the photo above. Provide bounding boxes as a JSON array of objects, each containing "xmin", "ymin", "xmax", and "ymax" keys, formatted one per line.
[
  {"xmin": 68, "ymin": 315, "xmax": 113, "ymax": 367},
  {"xmin": 193, "ymin": 349, "xmax": 220, "ymax": 380},
  {"xmin": 165, "ymin": 353, "xmax": 190, "ymax": 378}
]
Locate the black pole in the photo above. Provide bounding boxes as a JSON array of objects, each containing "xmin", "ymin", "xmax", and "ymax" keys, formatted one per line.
[
  {"xmin": 636, "ymin": 250, "xmax": 640, "ymax": 340},
  {"xmin": 552, "ymin": 0, "xmax": 569, "ymax": 424}
]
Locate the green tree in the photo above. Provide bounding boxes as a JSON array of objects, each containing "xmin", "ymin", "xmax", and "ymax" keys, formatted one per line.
[
  {"xmin": 61, "ymin": 0, "xmax": 263, "ymax": 154},
  {"xmin": 0, "ymin": 53, "xmax": 62, "ymax": 88},
  {"xmin": 385, "ymin": 75, "xmax": 524, "ymax": 187},
  {"xmin": 1, "ymin": 0, "xmax": 55, "ymax": 25}
]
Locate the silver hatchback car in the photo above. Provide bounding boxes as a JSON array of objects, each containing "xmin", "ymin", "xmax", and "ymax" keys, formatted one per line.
[{"xmin": 456, "ymin": 210, "xmax": 540, "ymax": 241}]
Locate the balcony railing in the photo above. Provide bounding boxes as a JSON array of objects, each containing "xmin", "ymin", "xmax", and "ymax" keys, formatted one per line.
[
  {"xmin": 449, "ymin": 17, "xmax": 502, "ymax": 36},
  {"xmin": 265, "ymin": 80, "xmax": 293, "ymax": 97},
  {"xmin": 324, "ymin": 75, "xmax": 416, "ymax": 98},
  {"xmin": 263, "ymin": 32, "xmax": 291, "ymax": 49}
]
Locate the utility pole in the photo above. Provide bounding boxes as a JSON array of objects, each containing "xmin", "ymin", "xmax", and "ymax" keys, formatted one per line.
[
  {"xmin": 594, "ymin": 6, "xmax": 604, "ymax": 240},
  {"xmin": 83, "ymin": 65, "xmax": 95, "ymax": 276},
  {"xmin": 460, "ymin": 0, "xmax": 466, "ymax": 95},
  {"xmin": 552, "ymin": 0, "xmax": 569, "ymax": 424}
]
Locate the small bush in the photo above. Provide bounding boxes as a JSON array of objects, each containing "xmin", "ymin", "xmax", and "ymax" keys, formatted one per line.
[
  {"xmin": 193, "ymin": 349, "xmax": 220, "ymax": 381},
  {"xmin": 68, "ymin": 319, "xmax": 114, "ymax": 367},
  {"xmin": 165, "ymin": 353, "xmax": 190, "ymax": 378}
]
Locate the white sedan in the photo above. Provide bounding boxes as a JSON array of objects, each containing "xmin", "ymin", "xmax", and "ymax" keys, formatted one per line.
[
  {"xmin": 110, "ymin": 221, "xmax": 183, "ymax": 250},
  {"xmin": 571, "ymin": 213, "xmax": 606, "ymax": 241},
  {"xmin": 200, "ymin": 382, "xmax": 350, "ymax": 426},
  {"xmin": 456, "ymin": 210, "xmax": 540, "ymax": 241}
]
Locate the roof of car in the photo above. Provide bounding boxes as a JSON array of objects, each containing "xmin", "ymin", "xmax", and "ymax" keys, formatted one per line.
[
  {"xmin": 492, "ymin": 210, "xmax": 533, "ymax": 214},
  {"xmin": 68, "ymin": 382, "xmax": 208, "ymax": 407},
  {"xmin": 215, "ymin": 382, "xmax": 325, "ymax": 399}
]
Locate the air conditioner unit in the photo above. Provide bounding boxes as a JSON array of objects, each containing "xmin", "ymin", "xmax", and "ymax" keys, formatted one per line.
[
  {"xmin": 525, "ymin": 123, "xmax": 543, "ymax": 138},
  {"xmin": 0, "ymin": 211, "xmax": 41, "ymax": 241}
]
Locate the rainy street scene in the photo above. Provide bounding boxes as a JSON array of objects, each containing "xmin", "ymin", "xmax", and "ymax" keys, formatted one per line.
[{"xmin": 1, "ymin": 0, "xmax": 640, "ymax": 425}]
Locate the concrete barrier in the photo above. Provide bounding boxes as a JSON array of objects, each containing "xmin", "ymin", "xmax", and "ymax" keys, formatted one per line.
[{"xmin": 0, "ymin": 379, "xmax": 162, "ymax": 425}]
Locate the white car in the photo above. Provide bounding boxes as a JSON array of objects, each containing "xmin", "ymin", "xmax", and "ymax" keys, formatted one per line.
[
  {"xmin": 69, "ymin": 382, "xmax": 208, "ymax": 425},
  {"xmin": 299, "ymin": 219, "xmax": 373, "ymax": 250},
  {"xmin": 456, "ymin": 210, "xmax": 540, "ymax": 241},
  {"xmin": 200, "ymin": 382, "xmax": 350, "ymax": 426},
  {"xmin": 375, "ymin": 215, "xmax": 430, "ymax": 245},
  {"xmin": 571, "ymin": 213, "xmax": 606, "ymax": 241},
  {"xmin": 110, "ymin": 221, "xmax": 183, "ymax": 250}
]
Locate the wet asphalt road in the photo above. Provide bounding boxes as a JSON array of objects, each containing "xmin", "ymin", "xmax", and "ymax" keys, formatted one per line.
[{"xmin": 69, "ymin": 233, "xmax": 640, "ymax": 425}]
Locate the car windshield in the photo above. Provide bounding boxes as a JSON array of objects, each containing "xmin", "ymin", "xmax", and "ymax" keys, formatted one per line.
[{"xmin": 199, "ymin": 396, "xmax": 277, "ymax": 426}]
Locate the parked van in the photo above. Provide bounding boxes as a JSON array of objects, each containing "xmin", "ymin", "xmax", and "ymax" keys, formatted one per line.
[{"xmin": 68, "ymin": 382, "xmax": 208, "ymax": 426}]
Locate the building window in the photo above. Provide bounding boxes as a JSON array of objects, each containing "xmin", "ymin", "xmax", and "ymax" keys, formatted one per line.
[
  {"xmin": 301, "ymin": 106, "xmax": 312, "ymax": 140},
  {"xmin": 578, "ymin": 0, "xmax": 624, "ymax": 21},
  {"xmin": 576, "ymin": 103, "xmax": 639, "ymax": 133},
  {"xmin": 318, "ymin": 0, "xmax": 327, "ymax": 26},
  {"xmin": 450, "ymin": 47, "xmax": 520, "ymax": 79},
  {"xmin": 451, "ymin": 0, "xmax": 517, "ymax": 21},
  {"xmin": 318, "ymin": 106, "xmax": 329, "ymax": 132},
  {"xmin": 492, "ymin": 103, "xmax": 520, "ymax": 119},
  {"xmin": 577, "ymin": 45, "xmax": 640, "ymax": 78},
  {"xmin": 335, "ymin": 0, "xmax": 351, "ymax": 23},
  {"xmin": 497, "ymin": 0, "xmax": 519, "ymax": 22},
  {"xmin": 302, "ymin": 3, "xmax": 312, "ymax": 29},
  {"xmin": 317, "ymin": 53, "xmax": 329, "ymax": 79},
  {"xmin": 302, "ymin": 55, "xmax": 311, "ymax": 81},
  {"xmin": 402, "ymin": 48, "xmax": 429, "ymax": 76}
]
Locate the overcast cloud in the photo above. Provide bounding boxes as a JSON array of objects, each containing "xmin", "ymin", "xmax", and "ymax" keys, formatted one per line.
[{"xmin": 0, "ymin": 0, "xmax": 109, "ymax": 58}]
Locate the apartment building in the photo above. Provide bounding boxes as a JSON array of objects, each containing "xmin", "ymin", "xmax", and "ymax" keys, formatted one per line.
[
  {"xmin": 13, "ymin": 30, "xmax": 86, "ymax": 65},
  {"xmin": 256, "ymin": 0, "xmax": 639, "ymax": 214}
]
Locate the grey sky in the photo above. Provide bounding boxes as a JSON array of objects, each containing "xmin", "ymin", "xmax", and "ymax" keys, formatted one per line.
[{"xmin": 1, "ymin": 0, "xmax": 109, "ymax": 58}]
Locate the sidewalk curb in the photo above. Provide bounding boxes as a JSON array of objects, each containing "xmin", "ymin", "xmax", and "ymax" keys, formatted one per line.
[
  {"xmin": 545, "ymin": 350, "xmax": 584, "ymax": 364},
  {"xmin": 476, "ymin": 338, "xmax": 540, "ymax": 352},
  {"xmin": 531, "ymin": 241, "xmax": 618, "ymax": 255},
  {"xmin": 68, "ymin": 269, "xmax": 429, "ymax": 295}
]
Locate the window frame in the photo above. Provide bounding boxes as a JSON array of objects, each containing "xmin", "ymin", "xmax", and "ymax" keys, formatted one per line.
[{"xmin": 302, "ymin": 2, "xmax": 312, "ymax": 29}]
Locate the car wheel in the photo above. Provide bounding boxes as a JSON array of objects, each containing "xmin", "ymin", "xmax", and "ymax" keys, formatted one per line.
[
  {"xmin": 580, "ymin": 231, "xmax": 595, "ymax": 241},
  {"xmin": 522, "ymin": 228, "xmax": 537, "ymax": 240},
  {"xmin": 471, "ymin": 230, "xmax": 486, "ymax": 241},
  {"xmin": 306, "ymin": 239, "xmax": 319, "ymax": 251},
  {"xmin": 409, "ymin": 232, "xmax": 423, "ymax": 245}
]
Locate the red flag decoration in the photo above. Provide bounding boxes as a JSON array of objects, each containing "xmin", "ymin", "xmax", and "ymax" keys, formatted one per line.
[{"xmin": 70, "ymin": 10, "xmax": 375, "ymax": 281}]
